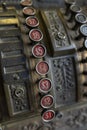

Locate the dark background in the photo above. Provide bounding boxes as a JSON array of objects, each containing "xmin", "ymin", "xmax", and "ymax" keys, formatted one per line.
[{"xmin": 33, "ymin": 0, "xmax": 87, "ymax": 8}]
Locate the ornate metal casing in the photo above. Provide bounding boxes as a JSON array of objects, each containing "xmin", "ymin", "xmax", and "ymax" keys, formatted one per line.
[{"xmin": 0, "ymin": 0, "xmax": 87, "ymax": 130}]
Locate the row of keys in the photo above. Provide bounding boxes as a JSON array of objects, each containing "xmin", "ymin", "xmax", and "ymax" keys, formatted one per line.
[
  {"xmin": 63, "ymin": 0, "xmax": 87, "ymax": 34},
  {"xmin": 20, "ymin": 0, "xmax": 55, "ymax": 122},
  {"xmin": 64, "ymin": 0, "xmax": 87, "ymax": 100},
  {"xmin": 63, "ymin": 0, "xmax": 87, "ymax": 51}
]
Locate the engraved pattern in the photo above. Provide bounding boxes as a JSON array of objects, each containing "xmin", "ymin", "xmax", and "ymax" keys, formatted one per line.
[
  {"xmin": 22, "ymin": 124, "xmax": 52, "ymax": 130},
  {"xmin": 22, "ymin": 123, "xmax": 39, "ymax": 130},
  {"xmin": 51, "ymin": 57, "xmax": 76, "ymax": 107},
  {"xmin": 2, "ymin": 105, "xmax": 87, "ymax": 130},
  {"xmin": 44, "ymin": 11, "xmax": 69, "ymax": 47},
  {"xmin": 52, "ymin": 105, "xmax": 87, "ymax": 130},
  {"xmin": 2, "ymin": 119, "xmax": 52, "ymax": 130},
  {"xmin": 9, "ymin": 84, "xmax": 29, "ymax": 114}
]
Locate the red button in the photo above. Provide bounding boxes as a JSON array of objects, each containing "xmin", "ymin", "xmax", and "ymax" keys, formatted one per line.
[
  {"xmin": 41, "ymin": 95, "xmax": 54, "ymax": 109},
  {"xmin": 23, "ymin": 7, "xmax": 36, "ymax": 16},
  {"xmin": 39, "ymin": 78, "xmax": 52, "ymax": 93},
  {"xmin": 32, "ymin": 44, "xmax": 46, "ymax": 58},
  {"xmin": 26, "ymin": 16, "xmax": 39, "ymax": 27},
  {"xmin": 42, "ymin": 110, "xmax": 55, "ymax": 122},
  {"xmin": 29, "ymin": 29, "xmax": 43, "ymax": 42},
  {"xmin": 20, "ymin": 0, "xmax": 32, "ymax": 6},
  {"xmin": 36, "ymin": 61, "xmax": 49, "ymax": 75}
]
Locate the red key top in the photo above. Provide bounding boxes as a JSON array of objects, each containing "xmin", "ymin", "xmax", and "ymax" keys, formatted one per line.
[
  {"xmin": 20, "ymin": 0, "xmax": 32, "ymax": 6},
  {"xmin": 32, "ymin": 44, "xmax": 46, "ymax": 58},
  {"xmin": 39, "ymin": 78, "xmax": 52, "ymax": 93},
  {"xmin": 36, "ymin": 61, "xmax": 49, "ymax": 75},
  {"xmin": 23, "ymin": 7, "xmax": 36, "ymax": 16},
  {"xmin": 26, "ymin": 16, "xmax": 39, "ymax": 27},
  {"xmin": 29, "ymin": 29, "xmax": 43, "ymax": 42},
  {"xmin": 41, "ymin": 95, "xmax": 54, "ymax": 109},
  {"xmin": 42, "ymin": 110, "xmax": 55, "ymax": 122}
]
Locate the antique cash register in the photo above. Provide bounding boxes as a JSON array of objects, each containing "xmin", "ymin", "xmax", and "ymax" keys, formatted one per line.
[{"xmin": 0, "ymin": 0, "xmax": 87, "ymax": 130}]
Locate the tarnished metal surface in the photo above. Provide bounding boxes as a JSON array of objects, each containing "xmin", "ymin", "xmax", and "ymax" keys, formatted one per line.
[{"xmin": 0, "ymin": 0, "xmax": 87, "ymax": 130}]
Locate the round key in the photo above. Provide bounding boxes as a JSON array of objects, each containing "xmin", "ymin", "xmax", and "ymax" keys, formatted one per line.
[
  {"xmin": 32, "ymin": 44, "xmax": 46, "ymax": 58},
  {"xmin": 42, "ymin": 110, "xmax": 55, "ymax": 122},
  {"xmin": 36, "ymin": 61, "xmax": 49, "ymax": 75},
  {"xmin": 39, "ymin": 78, "xmax": 52, "ymax": 93},
  {"xmin": 64, "ymin": 0, "xmax": 76, "ymax": 15},
  {"xmin": 70, "ymin": 5, "xmax": 81, "ymax": 13},
  {"xmin": 74, "ymin": 23, "xmax": 87, "ymax": 40},
  {"xmin": 72, "ymin": 13, "xmax": 87, "ymax": 31},
  {"xmin": 29, "ymin": 29, "xmax": 43, "ymax": 42},
  {"xmin": 26, "ymin": 16, "xmax": 39, "ymax": 27},
  {"xmin": 20, "ymin": 0, "xmax": 32, "ymax": 7},
  {"xmin": 80, "ymin": 24, "xmax": 87, "ymax": 37},
  {"xmin": 75, "ymin": 13, "xmax": 87, "ymax": 24},
  {"xmin": 41, "ymin": 95, "xmax": 54, "ymax": 109},
  {"xmin": 23, "ymin": 7, "xmax": 36, "ymax": 16},
  {"xmin": 68, "ymin": 5, "xmax": 81, "ymax": 22},
  {"xmin": 84, "ymin": 39, "xmax": 87, "ymax": 49}
]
